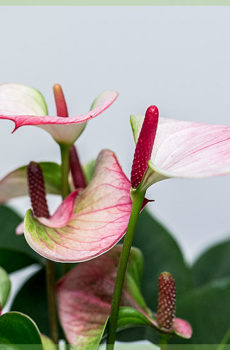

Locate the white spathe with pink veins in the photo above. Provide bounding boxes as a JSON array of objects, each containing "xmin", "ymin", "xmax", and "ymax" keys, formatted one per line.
[
  {"xmin": 131, "ymin": 114, "xmax": 230, "ymax": 187},
  {"xmin": 24, "ymin": 149, "xmax": 132, "ymax": 263},
  {"xmin": 0, "ymin": 83, "xmax": 118, "ymax": 145}
]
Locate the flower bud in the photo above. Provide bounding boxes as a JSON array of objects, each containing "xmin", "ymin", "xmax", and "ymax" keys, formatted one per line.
[
  {"xmin": 27, "ymin": 162, "xmax": 50, "ymax": 218},
  {"xmin": 157, "ymin": 272, "xmax": 176, "ymax": 330},
  {"xmin": 131, "ymin": 105, "xmax": 159, "ymax": 189}
]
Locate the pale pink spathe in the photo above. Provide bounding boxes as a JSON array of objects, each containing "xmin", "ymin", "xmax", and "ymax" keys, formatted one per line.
[
  {"xmin": 24, "ymin": 150, "xmax": 132, "ymax": 263},
  {"xmin": 131, "ymin": 114, "xmax": 230, "ymax": 189}
]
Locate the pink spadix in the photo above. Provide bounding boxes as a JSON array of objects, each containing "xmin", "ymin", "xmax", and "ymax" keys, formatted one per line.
[{"xmin": 131, "ymin": 105, "xmax": 159, "ymax": 189}]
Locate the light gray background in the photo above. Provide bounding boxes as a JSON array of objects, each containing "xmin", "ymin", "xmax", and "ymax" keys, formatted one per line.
[{"xmin": 0, "ymin": 6, "xmax": 230, "ymax": 267}]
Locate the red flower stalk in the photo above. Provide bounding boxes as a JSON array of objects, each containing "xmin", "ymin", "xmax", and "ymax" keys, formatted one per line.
[
  {"xmin": 69, "ymin": 146, "xmax": 87, "ymax": 189},
  {"xmin": 157, "ymin": 272, "xmax": 176, "ymax": 330},
  {"xmin": 27, "ymin": 162, "xmax": 50, "ymax": 218},
  {"xmin": 131, "ymin": 105, "xmax": 159, "ymax": 189},
  {"xmin": 53, "ymin": 84, "xmax": 68, "ymax": 118}
]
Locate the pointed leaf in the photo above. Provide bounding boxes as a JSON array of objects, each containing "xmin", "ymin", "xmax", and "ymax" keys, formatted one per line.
[
  {"xmin": 0, "ymin": 83, "xmax": 118, "ymax": 145},
  {"xmin": 0, "ymin": 312, "xmax": 42, "ymax": 347},
  {"xmin": 132, "ymin": 209, "xmax": 191, "ymax": 310},
  {"xmin": 117, "ymin": 307, "xmax": 151, "ymax": 329},
  {"xmin": 0, "ymin": 205, "xmax": 42, "ymax": 273},
  {"xmin": 192, "ymin": 238, "xmax": 230, "ymax": 287},
  {"xmin": 0, "ymin": 267, "xmax": 11, "ymax": 312},
  {"xmin": 56, "ymin": 245, "xmax": 146, "ymax": 349},
  {"xmin": 0, "ymin": 162, "xmax": 62, "ymax": 204},
  {"xmin": 131, "ymin": 115, "xmax": 230, "ymax": 189},
  {"xmin": 175, "ymin": 278, "xmax": 230, "ymax": 344},
  {"xmin": 24, "ymin": 150, "xmax": 132, "ymax": 262},
  {"xmin": 12, "ymin": 268, "xmax": 49, "ymax": 337}
]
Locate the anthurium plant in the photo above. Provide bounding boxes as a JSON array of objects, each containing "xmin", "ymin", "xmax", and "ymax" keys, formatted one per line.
[{"xmin": 0, "ymin": 83, "xmax": 230, "ymax": 350}]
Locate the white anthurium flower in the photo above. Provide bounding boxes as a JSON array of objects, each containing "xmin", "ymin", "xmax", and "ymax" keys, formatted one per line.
[
  {"xmin": 0, "ymin": 83, "xmax": 118, "ymax": 146},
  {"xmin": 130, "ymin": 106, "xmax": 230, "ymax": 192}
]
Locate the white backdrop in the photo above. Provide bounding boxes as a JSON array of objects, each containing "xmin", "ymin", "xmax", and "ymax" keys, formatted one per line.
[{"xmin": 0, "ymin": 6, "xmax": 230, "ymax": 265}]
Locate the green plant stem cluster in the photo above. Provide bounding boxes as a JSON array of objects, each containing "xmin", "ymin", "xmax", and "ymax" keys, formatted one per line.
[
  {"xmin": 106, "ymin": 189, "xmax": 146, "ymax": 349},
  {"xmin": 46, "ymin": 144, "xmax": 71, "ymax": 345}
]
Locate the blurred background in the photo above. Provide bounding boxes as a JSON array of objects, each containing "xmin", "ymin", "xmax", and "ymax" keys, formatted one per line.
[{"xmin": 0, "ymin": 5, "xmax": 229, "ymax": 266}]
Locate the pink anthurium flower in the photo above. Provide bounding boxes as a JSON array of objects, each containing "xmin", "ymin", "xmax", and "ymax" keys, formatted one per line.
[
  {"xmin": 130, "ymin": 106, "xmax": 230, "ymax": 192},
  {"xmin": 56, "ymin": 245, "xmax": 192, "ymax": 349},
  {"xmin": 0, "ymin": 83, "xmax": 118, "ymax": 145},
  {"xmin": 23, "ymin": 150, "xmax": 132, "ymax": 262}
]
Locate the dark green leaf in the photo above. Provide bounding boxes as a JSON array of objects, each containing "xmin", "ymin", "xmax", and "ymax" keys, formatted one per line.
[
  {"xmin": 0, "ymin": 312, "xmax": 42, "ymax": 347},
  {"xmin": 175, "ymin": 278, "xmax": 230, "ymax": 344},
  {"xmin": 0, "ymin": 205, "xmax": 43, "ymax": 272},
  {"xmin": 11, "ymin": 268, "xmax": 64, "ymax": 339},
  {"xmin": 118, "ymin": 209, "xmax": 191, "ymax": 343},
  {"xmin": 132, "ymin": 209, "xmax": 191, "ymax": 310},
  {"xmin": 118, "ymin": 307, "xmax": 151, "ymax": 329},
  {"xmin": 0, "ymin": 266, "xmax": 11, "ymax": 310},
  {"xmin": 192, "ymin": 239, "xmax": 230, "ymax": 287},
  {"xmin": 11, "ymin": 268, "xmax": 49, "ymax": 336}
]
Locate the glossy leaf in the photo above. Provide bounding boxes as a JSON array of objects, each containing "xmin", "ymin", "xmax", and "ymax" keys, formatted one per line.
[
  {"xmin": 117, "ymin": 307, "xmax": 152, "ymax": 329},
  {"xmin": 0, "ymin": 266, "xmax": 11, "ymax": 312},
  {"xmin": 0, "ymin": 205, "xmax": 42, "ymax": 273},
  {"xmin": 0, "ymin": 162, "xmax": 62, "ymax": 204},
  {"xmin": 176, "ymin": 278, "xmax": 230, "ymax": 344},
  {"xmin": 24, "ymin": 150, "xmax": 132, "ymax": 262},
  {"xmin": 192, "ymin": 239, "xmax": 230, "ymax": 287},
  {"xmin": 0, "ymin": 312, "xmax": 42, "ymax": 347},
  {"xmin": 11, "ymin": 268, "xmax": 49, "ymax": 336},
  {"xmin": 11, "ymin": 267, "xmax": 64, "ymax": 339},
  {"xmin": 132, "ymin": 209, "xmax": 191, "ymax": 310}
]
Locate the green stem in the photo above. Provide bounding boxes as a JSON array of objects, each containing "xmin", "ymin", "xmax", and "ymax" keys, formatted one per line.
[
  {"xmin": 217, "ymin": 327, "xmax": 230, "ymax": 350},
  {"xmin": 60, "ymin": 144, "xmax": 70, "ymax": 199},
  {"xmin": 158, "ymin": 333, "xmax": 170, "ymax": 350},
  {"xmin": 106, "ymin": 189, "xmax": 145, "ymax": 350},
  {"xmin": 46, "ymin": 259, "xmax": 59, "ymax": 345},
  {"xmin": 60, "ymin": 144, "xmax": 71, "ymax": 277}
]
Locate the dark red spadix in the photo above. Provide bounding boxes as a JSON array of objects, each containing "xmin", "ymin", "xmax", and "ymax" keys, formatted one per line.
[
  {"xmin": 69, "ymin": 145, "xmax": 87, "ymax": 189},
  {"xmin": 53, "ymin": 84, "xmax": 69, "ymax": 118},
  {"xmin": 157, "ymin": 272, "xmax": 176, "ymax": 330},
  {"xmin": 131, "ymin": 105, "xmax": 159, "ymax": 189},
  {"xmin": 27, "ymin": 162, "xmax": 50, "ymax": 218}
]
